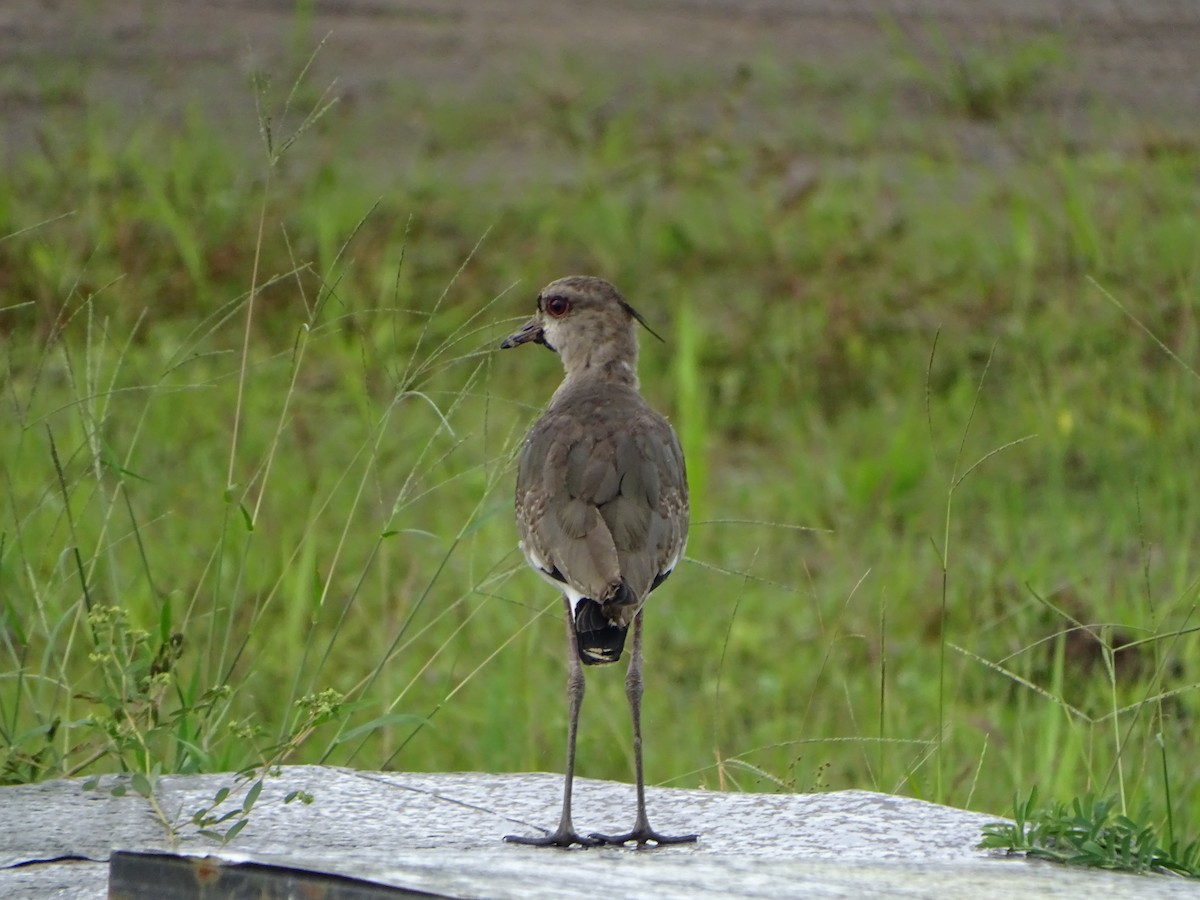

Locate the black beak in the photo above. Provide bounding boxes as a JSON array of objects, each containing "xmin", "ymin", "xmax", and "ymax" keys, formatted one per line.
[{"xmin": 501, "ymin": 316, "xmax": 552, "ymax": 350}]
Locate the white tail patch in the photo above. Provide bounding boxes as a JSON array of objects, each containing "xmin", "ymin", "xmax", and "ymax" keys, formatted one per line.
[{"xmin": 563, "ymin": 585, "xmax": 588, "ymax": 615}]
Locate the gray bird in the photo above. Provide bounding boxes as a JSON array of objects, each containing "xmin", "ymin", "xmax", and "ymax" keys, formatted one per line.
[{"xmin": 501, "ymin": 275, "xmax": 696, "ymax": 848}]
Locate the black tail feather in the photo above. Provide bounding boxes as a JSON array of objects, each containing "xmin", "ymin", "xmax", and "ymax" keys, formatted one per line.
[
  {"xmin": 575, "ymin": 597, "xmax": 629, "ymax": 666},
  {"xmin": 574, "ymin": 581, "xmax": 639, "ymax": 666}
]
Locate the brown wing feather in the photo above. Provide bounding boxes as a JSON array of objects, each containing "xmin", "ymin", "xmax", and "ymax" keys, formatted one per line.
[{"xmin": 515, "ymin": 382, "xmax": 688, "ymax": 610}]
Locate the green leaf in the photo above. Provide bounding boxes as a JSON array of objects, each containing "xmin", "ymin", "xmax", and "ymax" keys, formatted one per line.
[
  {"xmin": 131, "ymin": 772, "xmax": 153, "ymax": 798},
  {"xmin": 242, "ymin": 779, "xmax": 263, "ymax": 813}
]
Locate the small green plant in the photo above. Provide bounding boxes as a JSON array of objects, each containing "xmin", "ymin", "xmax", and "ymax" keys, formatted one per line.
[
  {"xmin": 183, "ymin": 689, "xmax": 340, "ymax": 844},
  {"xmin": 73, "ymin": 606, "xmax": 191, "ymax": 771},
  {"xmin": 883, "ymin": 17, "xmax": 1065, "ymax": 120},
  {"xmin": 81, "ymin": 686, "xmax": 343, "ymax": 845},
  {"xmin": 981, "ymin": 789, "xmax": 1200, "ymax": 878},
  {"xmin": 938, "ymin": 38, "xmax": 1064, "ymax": 120}
]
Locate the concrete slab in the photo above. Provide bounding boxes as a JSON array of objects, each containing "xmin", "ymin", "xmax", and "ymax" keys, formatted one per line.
[{"xmin": 2, "ymin": 767, "xmax": 1197, "ymax": 898}]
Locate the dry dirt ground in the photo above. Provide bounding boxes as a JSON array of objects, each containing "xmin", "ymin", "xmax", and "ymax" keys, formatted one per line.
[{"xmin": 3, "ymin": 0, "xmax": 1200, "ymax": 169}]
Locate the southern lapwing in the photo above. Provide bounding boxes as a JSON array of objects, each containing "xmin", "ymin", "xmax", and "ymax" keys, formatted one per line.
[{"xmin": 500, "ymin": 275, "xmax": 695, "ymax": 848}]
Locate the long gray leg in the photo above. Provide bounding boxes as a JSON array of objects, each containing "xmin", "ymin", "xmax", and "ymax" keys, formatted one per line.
[
  {"xmin": 592, "ymin": 611, "xmax": 699, "ymax": 847},
  {"xmin": 505, "ymin": 596, "xmax": 598, "ymax": 848}
]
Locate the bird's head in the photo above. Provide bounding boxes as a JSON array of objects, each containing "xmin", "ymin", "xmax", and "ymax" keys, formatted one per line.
[{"xmin": 501, "ymin": 275, "xmax": 662, "ymax": 382}]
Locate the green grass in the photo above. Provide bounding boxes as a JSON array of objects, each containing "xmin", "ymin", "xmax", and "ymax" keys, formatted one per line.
[
  {"xmin": 981, "ymin": 789, "xmax": 1200, "ymax": 877},
  {"xmin": 2, "ymin": 35, "xmax": 1199, "ymax": 856}
]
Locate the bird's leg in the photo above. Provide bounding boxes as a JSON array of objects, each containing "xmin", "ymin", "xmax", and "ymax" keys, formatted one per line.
[
  {"xmin": 591, "ymin": 611, "xmax": 698, "ymax": 847},
  {"xmin": 505, "ymin": 596, "xmax": 599, "ymax": 848}
]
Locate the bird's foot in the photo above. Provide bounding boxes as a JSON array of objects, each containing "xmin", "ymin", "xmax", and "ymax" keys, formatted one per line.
[
  {"xmin": 504, "ymin": 827, "xmax": 601, "ymax": 849},
  {"xmin": 589, "ymin": 826, "xmax": 698, "ymax": 848}
]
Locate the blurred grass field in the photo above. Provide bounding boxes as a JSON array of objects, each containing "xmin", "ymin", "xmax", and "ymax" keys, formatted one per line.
[{"xmin": 2, "ymin": 31, "xmax": 1199, "ymax": 839}]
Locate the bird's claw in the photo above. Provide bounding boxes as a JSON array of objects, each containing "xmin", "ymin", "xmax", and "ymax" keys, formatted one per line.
[
  {"xmin": 504, "ymin": 829, "xmax": 601, "ymax": 849},
  {"xmin": 589, "ymin": 828, "xmax": 699, "ymax": 847}
]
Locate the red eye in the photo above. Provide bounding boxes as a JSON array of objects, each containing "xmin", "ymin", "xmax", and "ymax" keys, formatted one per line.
[{"xmin": 544, "ymin": 296, "xmax": 570, "ymax": 318}]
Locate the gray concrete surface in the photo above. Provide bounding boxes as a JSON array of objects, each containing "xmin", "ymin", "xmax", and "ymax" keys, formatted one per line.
[{"xmin": 3, "ymin": 767, "xmax": 1199, "ymax": 898}]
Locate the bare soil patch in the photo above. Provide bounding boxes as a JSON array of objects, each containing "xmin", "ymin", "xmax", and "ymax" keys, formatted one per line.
[{"xmin": 4, "ymin": 0, "xmax": 1199, "ymax": 167}]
